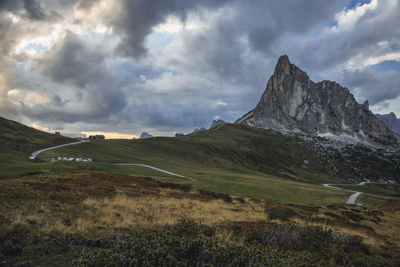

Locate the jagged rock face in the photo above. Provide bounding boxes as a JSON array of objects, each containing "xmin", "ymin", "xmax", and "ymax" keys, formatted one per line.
[
  {"xmin": 210, "ymin": 119, "xmax": 226, "ymax": 129},
  {"xmin": 237, "ymin": 55, "xmax": 400, "ymax": 147},
  {"xmin": 139, "ymin": 132, "xmax": 153, "ymax": 139},
  {"xmin": 193, "ymin": 127, "xmax": 206, "ymax": 133},
  {"xmin": 376, "ymin": 113, "xmax": 400, "ymax": 134}
]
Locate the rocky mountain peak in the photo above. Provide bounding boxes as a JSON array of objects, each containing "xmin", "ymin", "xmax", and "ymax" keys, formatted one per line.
[
  {"xmin": 139, "ymin": 132, "xmax": 153, "ymax": 139},
  {"xmin": 236, "ymin": 55, "xmax": 400, "ymax": 148},
  {"xmin": 274, "ymin": 55, "xmax": 310, "ymax": 82},
  {"xmin": 362, "ymin": 100, "xmax": 369, "ymax": 111},
  {"xmin": 275, "ymin": 55, "xmax": 291, "ymax": 73}
]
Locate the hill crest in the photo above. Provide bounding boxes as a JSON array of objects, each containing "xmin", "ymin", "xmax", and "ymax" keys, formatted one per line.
[{"xmin": 0, "ymin": 116, "xmax": 72, "ymax": 153}]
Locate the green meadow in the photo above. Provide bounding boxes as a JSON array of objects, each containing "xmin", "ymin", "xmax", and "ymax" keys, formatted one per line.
[{"xmin": 34, "ymin": 124, "xmax": 351, "ymax": 204}]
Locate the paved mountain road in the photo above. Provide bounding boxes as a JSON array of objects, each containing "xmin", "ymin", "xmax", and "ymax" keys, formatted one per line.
[
  {"xmin": 31, "ymin": 140, "xmax": 90, "ymax": 158},
  {"xmin": 322, "ymin": 182, "xmax": 384, "ymax": 205},
  {"xmin": 31, "ymin": 141, "xmax": 196, "ymax": 181}
]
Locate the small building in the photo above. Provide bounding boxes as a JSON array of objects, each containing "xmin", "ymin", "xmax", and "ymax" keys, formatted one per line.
[
  {"xmin": 89, "ymin": 135, "xmax": 105, "ymax": 140},
  {"xmin": 55, "ymin": 131, "xmax": 61, "ymax": 136},
  {"xmin": 175, "ymin": 133, "xmax": 185, "ymax": 137}
]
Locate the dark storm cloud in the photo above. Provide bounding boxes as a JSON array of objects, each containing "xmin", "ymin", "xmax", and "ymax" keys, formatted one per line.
[
  {"xmin": 22, "ymin": 0, "xmax": 47, "ymax": 20},
  {"xmin": 342, "ymin": 69, "xmax": 400, "ymax": 105},
  {"xmin": 110, "ymin": 0, "xmax": 349, "ymax": 60},
  {"xmin": 0, "ymin": 0, "xmax": 58, "ymax": 21},
  {"xmin": 28, "ymin": 31, "xmax": 128, "ymax": 123},
  {"xmin": 111, "ymin": 0, "xmax": 231, "ymax": 59},
  {"xmin": 235, "ymin": 0, "xmax": 349, "ymax": 54},
  {"xmin": 289, "ymin": 0, "xmax": 400, "ymax": 73},
  {"xmin": 164, "ymin": 0, "xmax": 349, "ymax": 80},
  {"xmin": 37, "ymin": 31, "xmax": 105, "ymax": 87}
]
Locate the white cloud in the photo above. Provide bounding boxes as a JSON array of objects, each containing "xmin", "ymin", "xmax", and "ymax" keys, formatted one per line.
[{"xmin": 333, "ymin": 0, "xmax": 378, "ymax": 31}]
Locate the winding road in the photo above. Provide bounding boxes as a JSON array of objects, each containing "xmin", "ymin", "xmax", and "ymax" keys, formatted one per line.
[
  {"xmin": 31, "ymin": 140, "xmax": 90, "ymax": 158},
  {"xmin": 31, "ymin": 141, "xmax": 196, "ymax": 182},
  {"xmin": 322, "ymin": 182, "xmax": 382, "ymax": 205},
  {"xmin": 33, "ymin": 141, "xmax": 382, "ymax": 204}
]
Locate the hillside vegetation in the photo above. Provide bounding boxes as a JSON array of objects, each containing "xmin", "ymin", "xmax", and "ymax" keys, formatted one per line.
[
  {"xmin": 40, "ymin": 124, "xmax": 338, "ymax": 183},
  {"xmin": 0, "ymin": 170, "xmax": 399, "ymax": 266},
  {"xmin": 0, "ymin": 116, "xmax": 71, "ymax": 154},
  {"xmin": 40, "ymin": 123, "xmax": 400, "ymax": 183}
]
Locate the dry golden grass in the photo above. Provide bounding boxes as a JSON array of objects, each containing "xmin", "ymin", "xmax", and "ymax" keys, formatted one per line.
[
  {"xmin": 292, "ymin": 217, "xmax": 380, "ymax": 246},
  {"xmin": 78, "ymin": 193, "xmax": 266, "ymax": 231},
  {"xmin": 2, "ymin": 170, "xmax": 399, "ymax": 254},
  {"xmin": 3, "ymin": 189, "xmax": 266, "ymax": 234}
]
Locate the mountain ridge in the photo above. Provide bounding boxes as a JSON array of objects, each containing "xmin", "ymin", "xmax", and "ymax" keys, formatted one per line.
[
  {"xmin": 376, "ymin": 112, "xmax": 400, "ymax": 134},
  {"xmin": 237, "ymin": 55, "xmax": 400, "ymax": 148}
]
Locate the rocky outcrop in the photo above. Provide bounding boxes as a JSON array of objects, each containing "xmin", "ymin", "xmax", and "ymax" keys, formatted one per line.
[
  {"xmin": 139, "ymin": 132, "xmax": 153, "ymax": 139},
  {"xmin": 210, "ymin": 119, "xmax": 226, "ymax": 129},
  {"xmin": 236, "ymin": 55, "xmax": 400, "ymax": 147},
  {"xmin": 193, "ymin": 127, "xmax": 206, "ymax": 133},
  {"xmin": 376, "ymin": 113, "xmax": 400, "ymax": 134}
]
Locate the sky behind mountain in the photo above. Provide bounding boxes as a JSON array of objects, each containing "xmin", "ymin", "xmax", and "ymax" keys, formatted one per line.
[{"xmin": 0, "ymin": 0, "xmax": 399, "ymax": 137}]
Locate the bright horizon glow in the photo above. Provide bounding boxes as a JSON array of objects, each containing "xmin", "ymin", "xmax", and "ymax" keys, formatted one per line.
[{"xmin": 82, "ymin": 131, "xmax": 138, "ymax": 139}]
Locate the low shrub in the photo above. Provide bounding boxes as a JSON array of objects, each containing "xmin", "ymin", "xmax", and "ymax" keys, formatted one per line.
[
  {"xmin": 158, "ymin": 182, "xmax": 192, "ymax": 192},
  {"xmin": 324, "ymin": 211, "xmax": 344, "ymax": 221},
  {"xmin": 341, "ymin": 211, "xmax": 364, "ymax": 222},
  {"xmin": 235, "ymin": 197, "xmax": 245, "ymax": 204},
  {"xmin": 245, "ymin": 223, "xmax": 333, "ymax": 251},
  {"xmin": 198, "ymin": 189, "xmax": 233, "ymax": 203},
  {"xmin": 76, "ymin": 233, "xmax": 289, "ymax": 266},
  {"xmin": 165, "ymin": 219, "xmax": 215, "ymax": 237},
  {"xmin": 266, "ymin": 206, "xmax": 298, "ymax": 221}
]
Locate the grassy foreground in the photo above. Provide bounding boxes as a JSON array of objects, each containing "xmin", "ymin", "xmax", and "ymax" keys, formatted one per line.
[{"xmin": 0, "ymin": 170, "xmax": 399, "ymax": 266}]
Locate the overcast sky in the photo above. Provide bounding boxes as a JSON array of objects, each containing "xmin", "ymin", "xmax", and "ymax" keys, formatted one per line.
[{"xmin": 0, "ymin": 0, "xmax": 399, "ymax": 138}]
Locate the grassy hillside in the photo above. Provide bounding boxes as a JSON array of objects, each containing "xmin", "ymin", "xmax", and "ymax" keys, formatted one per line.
[
  {"xmin": 40, "ymin": 124, "xmax": 340, "ymax": 184},
  {"xmin": 0, "ymin": 116, "xmax": 74, "ymax": 179},
  {"xmin": 37, "ymin": 124, "xmax": 355, "ymax": 204},
  {"xmin": 0, "ymin": 116, "xmax": 72, "ymax": 154}
]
